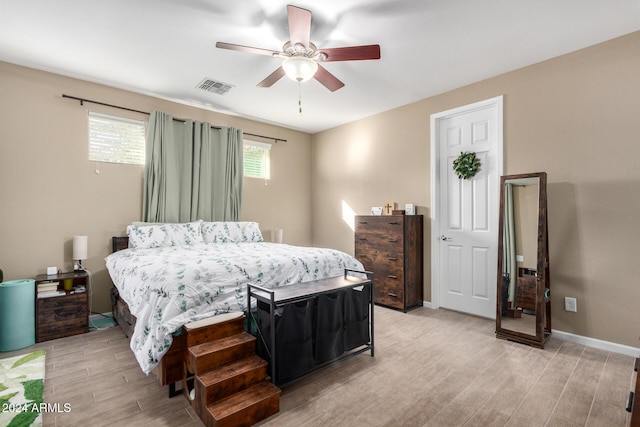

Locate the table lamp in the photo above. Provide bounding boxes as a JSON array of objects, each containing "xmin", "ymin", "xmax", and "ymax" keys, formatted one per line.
[{"xmin": 73, "ymin": 235, "xmax": 88, "ymax": 272}]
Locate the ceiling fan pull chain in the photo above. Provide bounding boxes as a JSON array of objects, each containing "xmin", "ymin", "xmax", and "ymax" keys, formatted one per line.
[{"xmin": 298, "ymin": 81, "xmax": 303, "ymax": 114}]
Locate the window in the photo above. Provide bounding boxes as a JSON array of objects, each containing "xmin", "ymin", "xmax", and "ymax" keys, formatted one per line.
[
  {"xmin": 243, "ymin": 140, "xmax": 271, "ymax": 179},
  {"xmin": 88, "ymin": 111, "xmax": 146, "ymax": 165}
]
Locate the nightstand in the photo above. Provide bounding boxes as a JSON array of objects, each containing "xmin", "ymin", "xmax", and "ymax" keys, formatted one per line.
[{"xmin": 34, "ymin": 271, "xmax": 89, "ymax": 342}]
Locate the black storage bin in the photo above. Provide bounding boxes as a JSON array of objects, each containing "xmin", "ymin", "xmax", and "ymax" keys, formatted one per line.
[
  {"xmin": 343, "ymin": 284, "xmax": 371, "ymax": 351},
  {"xmin": 255, "ymin": 301, "xmax": 271, "ymax": 363},
  {"xmin": 313, "ymin": 291, "xmax": 345, "ymax": 364},
  {"xmin": 256, "ymin": 299, "xmax": 315, "ymax": 384}
]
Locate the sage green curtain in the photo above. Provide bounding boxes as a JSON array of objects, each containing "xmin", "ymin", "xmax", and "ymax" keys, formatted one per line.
[
  {"xmin": 142, "ymin": 111, "xmax": 243, "ymax": 223},
  {"xmin": 503, "ymin": 183, "xmax": 517, "ymax": 303}
]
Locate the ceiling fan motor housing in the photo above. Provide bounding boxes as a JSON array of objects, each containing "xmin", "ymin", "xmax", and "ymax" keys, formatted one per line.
[{"xmin": 215, "ymin": 5, "xmax": 380, "ymax": 91}]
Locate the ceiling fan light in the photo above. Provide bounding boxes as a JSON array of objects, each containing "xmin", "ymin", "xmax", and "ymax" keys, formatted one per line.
[{"xmin": 282, "ymin": 57, "xmax": 318, "ymax": 82}]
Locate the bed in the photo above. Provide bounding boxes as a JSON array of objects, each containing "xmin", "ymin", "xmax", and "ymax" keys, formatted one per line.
[{"xmin": 105, "ymin": 220, "xmax": 364, "ymax": 384}]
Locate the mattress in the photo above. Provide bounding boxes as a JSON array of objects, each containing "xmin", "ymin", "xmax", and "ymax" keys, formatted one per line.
[{"xmin": 105, "ymin": 241, "xmax": 363, "ymax": 374}]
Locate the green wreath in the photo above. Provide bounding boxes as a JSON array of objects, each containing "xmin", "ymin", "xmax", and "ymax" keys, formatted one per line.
[{"xmin": 452, "ymin": 151, "xmax": 481, "ymax": 179}]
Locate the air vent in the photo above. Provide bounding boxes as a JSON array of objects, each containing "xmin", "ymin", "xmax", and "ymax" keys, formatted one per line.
[{"xmin": 196, "ymin": 78, "xmax": 234, "ymax": 95}]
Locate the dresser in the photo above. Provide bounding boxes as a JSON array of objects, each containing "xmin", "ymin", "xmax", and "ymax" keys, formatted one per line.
[{"xmin": 354, "ymin": 215, "xmax": 423, "ymax": 311}]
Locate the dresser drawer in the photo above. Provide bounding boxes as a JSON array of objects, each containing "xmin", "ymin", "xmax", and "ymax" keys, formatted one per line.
[
  {"xmin": 355, "ymin": 217, "xmax": 404, "ymax": 237},
  {"xmin": 355, "ymin": 234, "xmax": 404, "ymax": 254},
  {"xmin": 356, "ymin": 251, "xmax": 405, "ymax": 309},
  {"xmin": 375, "ymin": 276, "xmax": 405, "ymax": 309},
  {"xmin": 365, "ymin": 253, "xmax": 404, "ymax": 277},
  {"xmin": 355, "ymin": 250, "xmax": 403, "ymax": 270},
  {"xmin": 354, "ymin": 251, "xmax": 374, "ymax": 272}
]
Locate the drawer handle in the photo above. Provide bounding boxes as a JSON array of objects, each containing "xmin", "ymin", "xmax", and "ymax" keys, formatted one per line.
[
  {"xmin": 387, "ymin": 257, "xmax": 398, "ymax": 261},
  {"xmin": 388, "ymin": 238, "xmax": 398, "ymax": 242},
  {"xmin": 388, "ymin": 221, "xmax": 399, "ymax": 225},
  {"xmin": 359, "ymin": 237, "xmax": 368, "ymax": 241},
  {"xmin": 387, "ymin": 275, "xmax": 398, "ymax": 279},
  {"xmin": 626, "ymin": 391, "xmax": 634, "ymax": 412},
  {"xmin": 359, "ymin": 220, "xmax": 368, "ymax": 224},
  {"xmin": 388, "ymin": 292, "xmax": 398, "ymax": 298}
]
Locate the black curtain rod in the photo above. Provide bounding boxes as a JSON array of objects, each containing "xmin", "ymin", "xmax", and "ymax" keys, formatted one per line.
[{"xmin": 62, "ymin": 94, "xmax": 287, "ymax": 143}]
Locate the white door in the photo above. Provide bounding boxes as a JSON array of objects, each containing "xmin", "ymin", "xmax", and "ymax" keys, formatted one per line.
[{"xmin": 430, "ymin": 96, "xmax": 503, "ymax": 319}]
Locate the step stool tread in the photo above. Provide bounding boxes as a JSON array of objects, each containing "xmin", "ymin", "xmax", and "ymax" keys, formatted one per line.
[
  {"xmin": 184, "ymin": 315, "xmax": 245, "ymax": 347},
  {"xmin": 189, "ymin": 332, "xmax": 255, "ymax": 357},
  {"xmin": 183, "ymin": 312, "xmax": 243, "ymax": 331},
  {"xmin": 198, "ymin": 355, "xmax": 267, "ymax": 385},
  {"xmin": 207, "ymin": 382, "xmax": 280, "ymax": 420}
]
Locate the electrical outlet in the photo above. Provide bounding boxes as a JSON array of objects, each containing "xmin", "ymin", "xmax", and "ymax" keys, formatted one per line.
[{"xmin": 565, "ymin": 297, "xmax": 577, "ymax": 312}]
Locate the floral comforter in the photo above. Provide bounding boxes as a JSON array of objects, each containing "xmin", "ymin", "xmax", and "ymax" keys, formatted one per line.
[{"xmin": 105, "ymin": 242, "xmax": 363, "ymax": 374}]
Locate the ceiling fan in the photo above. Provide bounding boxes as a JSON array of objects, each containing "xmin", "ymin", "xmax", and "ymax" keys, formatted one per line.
[{"xmin": 216, "ymin": 5, "xmax": 381, "ymax": 92}]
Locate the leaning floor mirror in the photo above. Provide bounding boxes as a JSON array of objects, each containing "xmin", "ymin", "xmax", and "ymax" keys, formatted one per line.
[{"xmin": 496, "ymin": 172, "xmax": 551, "ymax": 348}]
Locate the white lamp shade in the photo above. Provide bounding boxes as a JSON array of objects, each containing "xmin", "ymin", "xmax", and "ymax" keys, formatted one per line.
[
  {"xmin": 282, "ymin": 57, "xmax": 318, "ymax": 82},
  {"xmin": 274, "ymin": 229, "xmax": 284, "ymax": 244},
  {"xmin": 73, "ymin": 236, "xmax": 88, "ymax": 260}
]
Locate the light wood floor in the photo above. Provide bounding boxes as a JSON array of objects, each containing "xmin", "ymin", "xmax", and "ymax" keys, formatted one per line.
[{"xmin": 2, "ymin": 306, "xmax": 635, "ymax": 426}]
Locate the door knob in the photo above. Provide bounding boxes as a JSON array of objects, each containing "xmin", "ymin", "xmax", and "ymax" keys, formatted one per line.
[{"xmin": 440, "ymin": 235, "xmax": 452, "ymax": 241}]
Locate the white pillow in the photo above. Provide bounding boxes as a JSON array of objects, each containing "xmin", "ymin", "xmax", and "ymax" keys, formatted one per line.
[
  {"xmin": 126, "ymin": 221, "xmax": 204, "ymax": 249},
  {"xmin": 201, "ymin": 221, "xmax": 264, "ymax": 243}
]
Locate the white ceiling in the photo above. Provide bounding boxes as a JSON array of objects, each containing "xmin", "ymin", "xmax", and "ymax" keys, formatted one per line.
[{"xmin": 2, "ymin": 0, "xmax": 640, "ymax": 134}]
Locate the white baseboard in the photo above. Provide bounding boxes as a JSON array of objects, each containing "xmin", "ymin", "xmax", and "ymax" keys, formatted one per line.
[
  {"xmin": 422, "ymin": 300, "xmax": 435, "ymax": 310},
  {"xmin": 419, "ymin": 303, "xmax": 639, "ymax": 358},
  {"xmin": 552, "ymin": 329, "xmax": 640, "ymax": 358}
]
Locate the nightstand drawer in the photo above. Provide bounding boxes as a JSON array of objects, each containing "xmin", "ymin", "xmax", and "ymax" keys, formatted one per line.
[{"xmin": 36, "ymin": 293, "xmax": 88, "ymax": 341}]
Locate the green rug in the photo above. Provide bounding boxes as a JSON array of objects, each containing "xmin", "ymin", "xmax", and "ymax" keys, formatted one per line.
[{"xmin": 0, "ymin": 350, "xmax": 45, "ymax": 427}]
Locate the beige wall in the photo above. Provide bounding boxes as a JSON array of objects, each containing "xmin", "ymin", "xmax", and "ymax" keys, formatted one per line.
[
  {"xmin": 312, "ymin": 31, "xmax": 640, "ymax": 348},
  {"xmin": 0, "ymin": 61, "xmax": 312, "ymax": 313}
]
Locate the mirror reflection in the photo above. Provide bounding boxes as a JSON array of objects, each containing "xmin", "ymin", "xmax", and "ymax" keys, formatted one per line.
[
  {"xmin": 496, "ymin": 172, "xmax": 550, "ymax": 348},
  {"xmin": 500, "ymin": 177, "xmax": 539, "ymax": 336}
]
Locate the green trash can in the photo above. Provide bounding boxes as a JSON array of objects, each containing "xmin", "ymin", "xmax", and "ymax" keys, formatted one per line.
[{"xmin": 0, "ymin": 279, "xmax": 36, "ymax": 351}]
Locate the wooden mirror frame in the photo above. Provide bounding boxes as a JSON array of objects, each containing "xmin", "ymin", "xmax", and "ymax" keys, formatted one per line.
[{"xmin": 495, "ymin": 172, "xmax": 551, "ymax": 348}]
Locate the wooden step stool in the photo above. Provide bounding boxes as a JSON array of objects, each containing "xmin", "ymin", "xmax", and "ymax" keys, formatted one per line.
[{"xmin": 182, "ymin": 313, "xmax": 280, "ymax": 427}]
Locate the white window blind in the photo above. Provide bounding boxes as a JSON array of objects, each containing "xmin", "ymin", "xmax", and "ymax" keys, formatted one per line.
[
  {"xmin": 243, "ymin": 140, "xmax": 271, "ymax": 179},
  {"xmin": 88, "ymin": 111, "xmax": 146, "ymax": 165}
]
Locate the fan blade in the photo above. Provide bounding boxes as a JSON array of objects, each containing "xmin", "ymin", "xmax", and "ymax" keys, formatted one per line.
[
  {"xmin": 318, "ymin": 45, "xmax": 381, "ymax": 62},
  {"xmin": 216, "ymin": 42, "xmax": 280, "ymax": 57},
  {"xmin": 287, "ymin": 5, "xmax": 312, "ymax": 48},
  {"xmin": 257, "ymin": 66, "xmax": 286, "ymax": 88},
  {"xmin": 314, "ymin": 64, "xmax": 345, "ymax": 92}
]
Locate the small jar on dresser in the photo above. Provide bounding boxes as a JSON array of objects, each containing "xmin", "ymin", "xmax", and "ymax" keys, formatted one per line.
[{"xmin": 354, "ymin": 214, "xmax": 423, "ymax": 311}]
